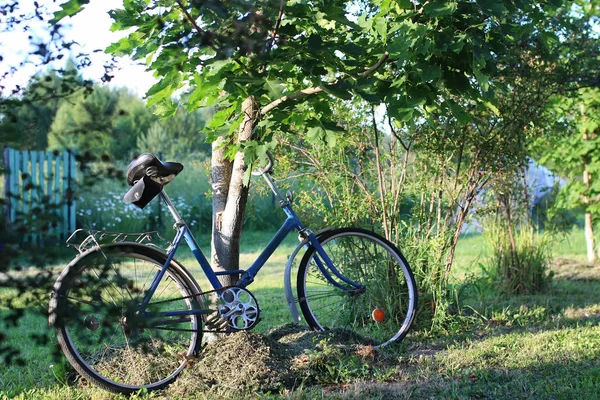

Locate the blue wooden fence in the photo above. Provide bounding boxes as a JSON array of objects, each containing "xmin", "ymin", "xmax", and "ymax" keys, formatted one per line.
[{"xmin": 3, "ymin": 148, "xmax": 76, "ymax": 242}]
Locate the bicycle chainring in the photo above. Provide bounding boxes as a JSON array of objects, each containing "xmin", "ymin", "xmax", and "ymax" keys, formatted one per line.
[{"xmin": 217, "ymin": 286, "xmax": 260, "ymax": 331}]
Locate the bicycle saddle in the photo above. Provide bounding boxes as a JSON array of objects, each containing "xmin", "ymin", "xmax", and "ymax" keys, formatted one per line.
[
  {"xmin": 126, "ymin": 153, "xmax": 183, "ymax": 186},
  {"xmin": 124, "ymin": 153, "xmax": 183, "ymax": 209}
]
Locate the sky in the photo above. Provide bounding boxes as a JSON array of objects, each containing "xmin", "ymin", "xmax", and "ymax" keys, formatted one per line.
[{"xmin": 0, "ymin": 0, "xmax": 156, "ymax": 97}]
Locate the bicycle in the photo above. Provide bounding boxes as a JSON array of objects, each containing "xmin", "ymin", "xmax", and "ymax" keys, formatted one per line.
[{"xmin": 48, "ymin": 152, "xmax": 418, "ymax": 394}]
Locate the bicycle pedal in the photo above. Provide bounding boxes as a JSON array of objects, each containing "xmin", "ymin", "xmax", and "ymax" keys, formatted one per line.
[{"xmin": 204, "ymin": 315, "xmax": 228, "ymax": 331}]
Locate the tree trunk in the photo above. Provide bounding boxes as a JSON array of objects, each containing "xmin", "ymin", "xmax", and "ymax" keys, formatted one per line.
[
  {"xmin": 584, "ymin": 211, "xmax": 596, "ymax": 262},
  {"xmin": 581, "ymin": 107, "xmax": 596, "ymax": 262},
  {"xmin": 211, "ymin": 96, "xmax": 259, "ymax": 286}
]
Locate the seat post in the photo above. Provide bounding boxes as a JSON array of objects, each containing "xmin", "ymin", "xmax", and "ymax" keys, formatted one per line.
[
  {"xmin": 159, "ymin": 190, "xmax": 185, "ymax": 227},
  {"xmin": 262, "ymin": 172, "xmax": 287, "ymax": 205}
]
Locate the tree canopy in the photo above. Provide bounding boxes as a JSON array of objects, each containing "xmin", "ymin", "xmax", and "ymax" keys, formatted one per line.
[{"xmin": 51, "ymin": 0, "xmax": 564, "ymax": 159}]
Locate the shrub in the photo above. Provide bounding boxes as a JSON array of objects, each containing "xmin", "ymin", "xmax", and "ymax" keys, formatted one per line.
[{"xmin": 484, "ymin": 223, "xmax": 553, "ymax": 295}]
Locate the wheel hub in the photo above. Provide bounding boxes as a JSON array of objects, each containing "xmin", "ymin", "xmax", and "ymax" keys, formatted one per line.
[{"xmin": 84, "ymin": 315, "xmax": 100, "ymax": 332}]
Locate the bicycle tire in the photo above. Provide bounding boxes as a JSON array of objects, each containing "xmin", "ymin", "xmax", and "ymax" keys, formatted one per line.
[
  {"xmin": 49, "ymin": 243, "xmax": 203, "ymax": 394},
  {"xmin": 297, "ymin": 228, "xmax": 417, "ymax": 348}
]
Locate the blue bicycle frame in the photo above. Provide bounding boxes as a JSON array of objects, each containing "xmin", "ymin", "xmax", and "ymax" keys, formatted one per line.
[{"xmin": 138, "ymin": 171, "xmax": 363, "ymax": 321}]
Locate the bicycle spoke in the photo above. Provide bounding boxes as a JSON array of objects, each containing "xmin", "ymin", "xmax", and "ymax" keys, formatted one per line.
[
  {"xmin": 298, "ymin": 229, "xmax": 417, "ymax": 348},
  {"xmin": 303, "ymin": 291, "xmax": 343, "ymax": 302},
  {"xmin": 304, "ymin": 297, "xmax": 348, "ymax": 313},
  {"xmin": 87, "ymin": 265, "xmax": 122, "ymax": 307},
  {"xmin": 155, "ymin": 276, "xmax": 175, "ymax": 300},
  {"xmin": 54, "ymin": 245, "xmax": 201, "ymax": 392},
  {"xmin": 106, "ymin": 259, "xmax": 136, "ymax": 303}
]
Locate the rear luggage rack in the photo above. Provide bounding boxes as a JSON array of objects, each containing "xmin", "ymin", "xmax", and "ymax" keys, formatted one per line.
[{"xmin": 66, "ymin": 229, "xmax": 172, "ymax": 254}]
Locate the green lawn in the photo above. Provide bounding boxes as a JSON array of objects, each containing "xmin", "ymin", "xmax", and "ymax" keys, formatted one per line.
[{"xmin": 1, "ymin": 228, "xmax": 599, "ymax": 399}]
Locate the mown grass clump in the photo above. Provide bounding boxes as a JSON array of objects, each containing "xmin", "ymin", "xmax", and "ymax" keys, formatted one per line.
[{"xmin": 168, "ymin": 324, "xmax": 390, "ymax": 398}]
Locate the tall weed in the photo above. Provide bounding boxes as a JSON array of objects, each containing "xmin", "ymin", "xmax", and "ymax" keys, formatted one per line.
[{"xmin": 484, "ymin": 223, "xmax": 553, "ymax": 295}]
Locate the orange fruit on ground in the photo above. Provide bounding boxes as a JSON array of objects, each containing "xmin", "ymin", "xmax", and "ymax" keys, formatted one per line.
[{"xmin": 372, "ymin": 308, "xmax": 385, "ymax": 322}]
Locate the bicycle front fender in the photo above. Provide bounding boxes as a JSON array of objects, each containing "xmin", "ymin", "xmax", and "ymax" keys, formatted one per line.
[{"xmin": 283, "ymin": 227, "xmax": 335, "ymax": 324}]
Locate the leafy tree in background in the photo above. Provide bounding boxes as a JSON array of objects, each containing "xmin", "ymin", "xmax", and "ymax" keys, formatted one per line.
[
  {"xmin": 534, "ymin": 1, "xmax": 600, "ymax": 262},
  {"xmin": 539, "ymin": 89, "xmax": 600, "ymax": 261},
  {"xmin": 48, "ymin": 85, "xmax": 154, "ymax": 159},
  {"xmin": 2, "ymin": 61, "xmax": 211, "ymax": 160},
  {"xmin": 137, "ymin": 106, "xmax": 213, "ymax": 159},
  {"xmin": 276, "ymin": 23, "xmax": 576, "ymax": 317},
  {"xmin": 51, "ymin": 0, "xmax": 569, "ymax": 287},
  {"xmin": 0, "ymin": 62, "xmax": 85, "ymax": 149}
]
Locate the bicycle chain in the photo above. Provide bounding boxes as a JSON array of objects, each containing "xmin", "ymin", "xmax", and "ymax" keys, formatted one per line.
[
  {"xmin": 148, "ymin": 285, "xmax": 251, "ymax": 334},
  {"xmin": 148, "ymin": 284, "xmax": 234, "ymax": 306}
]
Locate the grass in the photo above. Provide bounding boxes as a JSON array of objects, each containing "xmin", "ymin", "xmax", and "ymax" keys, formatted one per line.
[
  {"xmin": 448, "ymin": 227, "xmax": 591, "ymax": 282},
  {"xmin": 1, "ymin": 228, "xmax": 599, "ymax": 399}
]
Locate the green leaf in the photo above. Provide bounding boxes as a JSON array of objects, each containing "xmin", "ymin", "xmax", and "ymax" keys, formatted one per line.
[
  {"xmin": 540, "ymin": 32, "xmax": 559, "ymax": 49},
  {"xmin": 208, "ymin": 105, "xmax": 237, "ymax": 130},
  {"xmin": 354, "ymin": 79, "xmax": 384, "ymax": 103},
  {"xmin": 373, "ymin": 17, "xmax": 387, "ymax": 42},
  {"xmin": 51, "ymin": 0, "xmax": 90, "ymax": 23},
  {"xmin": 152, "ymin": 99, "xmax": 178, "ymax": 118},
  {"xmin": 446, "ymin": 100, "xmax": 472, "ymax": 124},
  {"xmin": 416, "ymin": 62, "xmax": 442, "ymax": 82},
  {"xmin": 476, "ymin": 0, "xmax": 507, "ymax": 17},
  {"xmin": 322, "ymin": 81, "xmax": 353, "ymax": 100},
  {"xmin": 325, "ymin": 130, "xmax": 338, "ymax": 148},
  {"xmin": 187, "ymin": 76, "xmax": 207, "ymax": 111},
  {"xmin": 307, "ymin": 126, "xmax": 326, "ymax": 143},
  {"xmin": 450, "ymin": 34, "xmax": 467, "ymax": 53},
  {"xmin": 388, "ymin": 38, "xmax": 410, "ymax": 62},
  {"xmin": 264, "ymin": 80, "xmax": 285, "ymax": 100},
  {"xmin": 146, "ymin": 72, "xmax": 182, "ymax": 107},
  {"xmin": 443, "ymin": 70, "xmax": 471, "ymax": 93},
  {"xmin": 227, "ymin": 118, "xmax": 243, "ymax": 136},
  {"xmin": 105, "ymin": 37, "xmax": 135, "ymax": 56},
  {"xmin": 389, "ymin": 96, "xmax": 425, "ymax": 122},
  {"xmin": 473, "ymin": 67, "xmax": 490, "ymax": 93},
  {"xmin": 396, "ymin": 0, "xmax": 414, "ymax": 9},
  {"xmin": 483, "ymin": 101, "xmax": 500, "ymax": 116},
  {"xmin": 207, "ymin": 60, "xmax": 236, "ymax": 77},
  {"xmin": 424, "ymin": 1, "xmax": 458, "ymax": 17}
]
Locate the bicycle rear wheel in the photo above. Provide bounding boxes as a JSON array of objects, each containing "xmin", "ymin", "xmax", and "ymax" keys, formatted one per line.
[
  {"xmin": 49, "ymin": 243, "xmax": 203, "ymax": 394},
  {"xmin": 297, "ymin": 228, "xmax": 417, "ymax": 348}
]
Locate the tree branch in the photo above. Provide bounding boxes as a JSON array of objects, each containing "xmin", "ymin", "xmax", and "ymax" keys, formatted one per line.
[
  {"xmin": 176, "ymin": 0, "xmax": 205, "ymax": 35},
  {"xmin": 261, "ymin": 52, "xmax": 389, "ymax": 116},
  {"xmin": 387, "ymin": 112, "xmax": 409, "ymax": 150},
  {"xmin": 261, "ymin": 87, "xmax": 323, "ymax": 115},
  {"xmin": 267, "ymin": 0, "xmax": 285, "ymax": 52},
  {"xmin": 372, "ymin": 106, "xmax": 391, "ymax": 240},
  {"xmin": 175, "ymin": 0, "xmax": 248, "ymax": 73},
  {"xmin": 359, "ymin": 52, "xmax": 389, "ymax": 77}
]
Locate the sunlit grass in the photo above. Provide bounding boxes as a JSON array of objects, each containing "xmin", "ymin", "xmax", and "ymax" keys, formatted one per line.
[
  {"xmin": 1, "ymin": 228, "xmax": 597, "ymax": 399},
  {"xmin": 449, "ymin": 227, "xmax": 591, "ymax": 282}
]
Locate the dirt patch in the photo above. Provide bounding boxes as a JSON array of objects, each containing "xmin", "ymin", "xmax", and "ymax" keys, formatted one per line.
[{"xmin": 167, "ymin": 324, "xmax": 377, "ymax": 398}]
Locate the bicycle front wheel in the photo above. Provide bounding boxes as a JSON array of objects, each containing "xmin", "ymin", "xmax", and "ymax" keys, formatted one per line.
[
  {"xmin": 49, "ymin": 243, "xmax": 203, "ymax": 394},
  {"xmin": 297, "ymin": 228, "xmax": 417, "ymax": 348}
]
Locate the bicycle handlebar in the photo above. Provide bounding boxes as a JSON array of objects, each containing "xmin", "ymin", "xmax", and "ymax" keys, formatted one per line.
[{"xmin": 251, "ymin": 151, "xmax": 275, "ymax": 176}]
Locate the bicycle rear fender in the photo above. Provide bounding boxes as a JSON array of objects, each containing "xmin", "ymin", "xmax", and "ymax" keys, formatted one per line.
[{"xmin": 284, "ymin": 227, "xmax": 334, "ymax": 324}]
